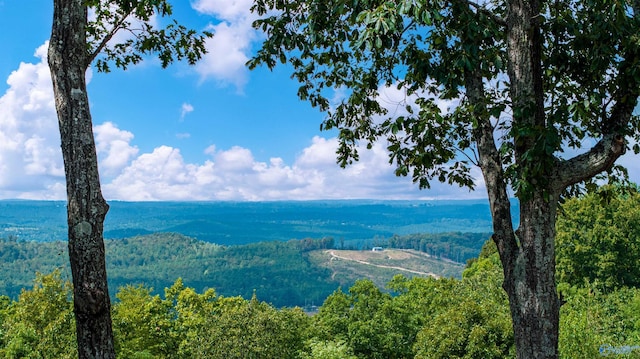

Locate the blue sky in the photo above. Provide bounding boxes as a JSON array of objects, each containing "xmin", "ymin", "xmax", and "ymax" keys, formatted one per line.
[{"xmin": 0, "ymin": 1, "xmax": 637, "ymax": 201}]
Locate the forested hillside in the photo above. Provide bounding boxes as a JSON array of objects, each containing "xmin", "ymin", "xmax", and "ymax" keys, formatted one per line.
[{"xmin": 0, "ymin": 232, "xmax": 479, "ymax": 307}]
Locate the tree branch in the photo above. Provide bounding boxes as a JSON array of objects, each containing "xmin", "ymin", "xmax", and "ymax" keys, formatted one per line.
[
  {"xmin": 464, "ymin": 67, "xmax": 519, "ymax": 274},
  {"xmin": 454, "ymin": 146, "xmax": 479, "ymax": 166},
  {"xmin": 554, "ymin": 134, "xmax": 626, "ymax": 190},
  {"xmin": 555, "ymin": 47, "xmax": 640, "ymax": 189},
  {"xmin": 86, "ymin": 7, "xmax": 135, "ymax": 68}
]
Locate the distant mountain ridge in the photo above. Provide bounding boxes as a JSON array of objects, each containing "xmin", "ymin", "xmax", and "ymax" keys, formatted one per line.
[{"xmin": 0, "ymin": 199, "xmax": 517, "ymax": 244}]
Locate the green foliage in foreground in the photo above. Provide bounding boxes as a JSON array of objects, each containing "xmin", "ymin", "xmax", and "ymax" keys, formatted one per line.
[
  {"xmin": 2, "ymin": 258, "xmax": 638, "ymax": 358},
  {"xmin": 0, "ymin": 272, "xmax": 76, "ymax": 359},
  {"xmin": 560, "ymin": 287, "xmax": 640, "ymax": 358},
  {"xmin": 556, "ymin": 185, "xmax": 640, "ymax": 294}
]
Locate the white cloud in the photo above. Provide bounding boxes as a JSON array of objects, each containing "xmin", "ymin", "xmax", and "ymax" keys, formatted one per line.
[
  {"xmin": 294, "ymin": 136, "xmax": 484, "ymax": 200},
  {"xmin": 180, "ymin": 103, "xmax": 194, "ymax": 121},
  {"xmin": 204, "ymin": 144, "xmax": 217, "ymax": 155},
  {"xmin": 293, "ymin": 137, "xmax": 338, "ymax": 168},
  {"xmin": 191, "ymin": 0, "xmax": 258, "ymax": 90},
  {"xmin": 191, "ymin": 0, "xmax": 254, "ymax": 21},
  {"xmin": 94, "ymin": 122, "xmax": 139, "ymax": 177},
  {"xmin": 0, "ymin": 42, "xmax": 145, "ymax": 200},
  {"xmin": 104, "ymin": 146, "xmax": 209, "ymax": 200},
  {"xmin": 0, "ymin": 42, "xmax": 65, "ymax": 199},
  {"xmin": 90, "ymin": 128, "xmax": 640, "ymax": 202},
  {"xmin": 214, "ymin": 145, "xmax": 254, "ymax": 170},
  {"xmin": 6, "ymin": 41, "xmax": 636, "ymax": 203},
  {"xmin": 103, "ymin": 135, "xmax": 484, "ymax": 201},
  {"xmin": 0, "ymin": 43, "xmax": 488, "ymax": 202}
]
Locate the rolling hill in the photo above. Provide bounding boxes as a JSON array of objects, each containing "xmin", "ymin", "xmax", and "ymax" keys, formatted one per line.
[{"xmin": 0, "ymin": 232, "xmax": 477, "ymax": 307}]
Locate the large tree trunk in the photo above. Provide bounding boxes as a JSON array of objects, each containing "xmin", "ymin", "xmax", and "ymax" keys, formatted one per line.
[
  {"xmin": 48, "ymin": 0, "xmax": 116, "ymax": 358},
  {"xmin": 466, "ymin": 0, "xmax": 636, "ymax": 356},
  {"xmin": 506, "ymin": 193, "xmax": 561, "ymax": 359},
  {"xmin": 465, "ymin": 11, "xmax": 560, "ymax": 353},
  {"xmin": 475, "ymin": 123, "xmax": 560, "ymax": 358},
  {"xmin": 501, "ymin": 0, "xmax": 560, "ymax": 356},
  {"xmin": 475, "ymin": 118, "xmax": 561, "ymax": 359}
]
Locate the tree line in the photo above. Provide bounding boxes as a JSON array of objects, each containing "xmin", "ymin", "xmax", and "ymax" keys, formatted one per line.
[{"xmin": 374, "ymin": 232, "xmax": 489, "ymax": 263}]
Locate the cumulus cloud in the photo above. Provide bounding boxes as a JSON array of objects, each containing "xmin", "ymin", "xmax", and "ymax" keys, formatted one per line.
[
  {"xmin": 0, "ymin": 42, "xmax": 65, "ymax": 199},
  {"xmin": 0, "ymin": 42, "xmax": 142, "ymax": 199},
  {"xmin": 103, "ymin": 135, "xmax": 483, "ymax": 201},
  {"xmin": 0, "ymin": 41, "xmax": 487, "ymax": 202},
  {"xmin": 191, "ymin": 0, "xmax": 257, "ymax": 90},
  {"xmin": 103, "ymin": 146, "xmax": 208, "ymax": 200},
  {"xmin": 94, "ymin": 122, "xmax": 139, "ymax": 177},
  {"xmin": 90, "ymin": 128, "xmax": 640, "ymax": 201},
  {"xmin": 5, "ymin": 39, "xmax": 636, "ymax": 202},
  {"xmin": 191, "ymin": 0, "xmax": 253, "ymax": 20}
]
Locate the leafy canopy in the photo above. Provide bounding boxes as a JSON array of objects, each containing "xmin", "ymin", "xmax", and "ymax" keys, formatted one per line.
[
  {"xmin": 85, "ymin": 0, "xmax": 212, "ymax": 72},
  {"xmin": 249, "ymin": 0, "xmax": 640, "ymax": 193},
  {"xmin": 0, "ymin": 271, "xmax": 76, "ymax": 359}
]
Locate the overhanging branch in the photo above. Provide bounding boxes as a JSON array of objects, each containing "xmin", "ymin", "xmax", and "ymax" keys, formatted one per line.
[
  {"xmin": 86, "ymin": 7, "xmax": 135, "ymax": 68},
  {"xmin": 555, "ymin": 46, "xmax": 640, "ymax": 190},
  {"xmin": 554, "ymin": 133, "xmax": 626, "ymax": 190}
]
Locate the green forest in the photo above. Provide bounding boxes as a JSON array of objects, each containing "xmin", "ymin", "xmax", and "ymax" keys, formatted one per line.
[
  {"xmin": 2, "ymin": 186, "xmax": 640, "ymax": 358},
  {"xmin": 0, "ymin": 230, "xmax": 482, "ymax": 308}
]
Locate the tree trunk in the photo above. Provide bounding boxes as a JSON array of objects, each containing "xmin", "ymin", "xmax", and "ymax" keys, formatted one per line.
[
  {"xmin": 48, "ymin": 0, "xmax": 115, "ymax": 358},
  {"xmin": 505, "ymin": 193, "xmax": 560, "ymax": 359},
  {"xmin": 465, "ymin": 11, "xmax": 560, "ymax": 353},
  {"xmin": 500, "ymin": 0, "xmax": 560, "ymax": 356},
  {"xmin": 475, "ymin": 109, "xmax": 561, "ymax": 359}
]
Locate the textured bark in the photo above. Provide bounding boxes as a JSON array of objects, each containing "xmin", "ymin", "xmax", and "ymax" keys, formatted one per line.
[
  {"xmin": 48, "ymin": 0, "xmax": 115, "ymax": 358},
  {"xmin": 470, "ymin": 0, "xmax": 638, "ymax": 357},
  {"xmin": 507, "ymin": 194, "xmax": 561, "ymax": 359},
  {"xmin": 499, "ymin": 0, "xmax": 561, "ymax": 357}
]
